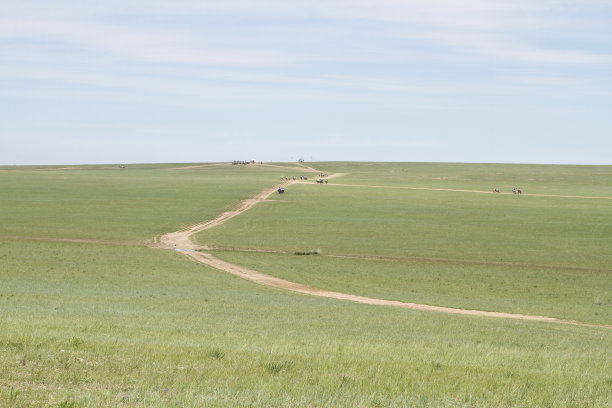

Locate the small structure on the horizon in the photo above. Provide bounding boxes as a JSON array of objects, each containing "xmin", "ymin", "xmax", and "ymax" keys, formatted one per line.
[{"xmin": 298, "ymin": 157, "xmax": 305, "ymax": 163}]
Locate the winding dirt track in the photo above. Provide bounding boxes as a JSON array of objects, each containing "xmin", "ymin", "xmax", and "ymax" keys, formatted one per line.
[{"xmin": 156, "ymin": 175, "xmax": 611, "ymax": 329}]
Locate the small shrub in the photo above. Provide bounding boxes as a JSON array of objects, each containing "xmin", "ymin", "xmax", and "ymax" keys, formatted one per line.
[
  {"xmin": 294, "ymin": 249, "xmax": 321, "ymax": 256},
  {"xmin": 338, "ymin": 374, "xmax": 351, "ymax": 389},
  {"xmin": 69, "ymin": 337, "xmax": 84, "ymax": 347},
  {"xmin": 265, "ymin": 360, "xmax": 293, "ymax": 374},
  {"xmin": 57, "ymin": 401, "xmax": 76, "ymax": 408},
  {"xmin": 8, "ymin": 387, "xmax": 19, "ymax": 403},
  {"xmin": 207, "ymin": 348, "xmax": 225, "ymax": 359},
  {"xmin": 6, "ymin": 340, "xmax": 24, "ymax": 350}
]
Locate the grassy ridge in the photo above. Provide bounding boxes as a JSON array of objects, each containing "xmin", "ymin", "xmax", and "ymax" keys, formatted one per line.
[{"xmin": 1, "ymin": 239, "xmax": 611, "ymax": 407}]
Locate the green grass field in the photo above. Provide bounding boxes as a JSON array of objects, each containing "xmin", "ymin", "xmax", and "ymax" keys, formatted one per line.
[
  {"xmin": 316, "ymin": 162, "xmax": 612, "ymax": 196},
  {"xmin": 197, "ymin": 163, "xmax": 612, "ymax": 324},
  {"xmin": 0, "ymin": 163, "xmax": 302, "ymax": 242},
  {"xmin": 1, "ymin": 162, "xmax": 611, "ymax": 407}
]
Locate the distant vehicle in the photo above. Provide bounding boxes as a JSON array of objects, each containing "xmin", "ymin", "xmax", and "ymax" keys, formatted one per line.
[{"xmin": 278, "ymin": 187, "xmax": 285, "ymax": 194}]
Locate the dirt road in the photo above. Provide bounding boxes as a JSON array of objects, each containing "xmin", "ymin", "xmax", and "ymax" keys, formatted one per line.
[
  {"xmin": 157, "ymin": 175, "xmax": 611, "ymax": 329},
  {"xmin": 325, "ymin": 182, "xmax": 612, "ymax": 200}
]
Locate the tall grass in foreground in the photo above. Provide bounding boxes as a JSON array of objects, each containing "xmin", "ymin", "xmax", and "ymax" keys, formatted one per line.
[{"xmin": 1, "ymin": 240, "xmax": 611, "ymax": 407}]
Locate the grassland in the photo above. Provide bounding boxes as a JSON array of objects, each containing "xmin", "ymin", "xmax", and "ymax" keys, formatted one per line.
[
  {"xmin": 315, "ymin": 162, "xmax": 612, "ymax": 196},
  {"xmin": 0, "ymin": 163, "xmax": 298, "ymax": 242},
  {"xmin": 1, "ymin": 162, "xmax": 611, "ymax": 407},
  {"xmin": 196, "ymin": 163, "xmax": 612, "ymax": 325}
]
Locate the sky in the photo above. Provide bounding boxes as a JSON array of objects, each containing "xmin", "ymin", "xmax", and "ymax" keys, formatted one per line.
[{"xmin": 1, "ymin": 0, "xmax": 611, "ymax": 165}]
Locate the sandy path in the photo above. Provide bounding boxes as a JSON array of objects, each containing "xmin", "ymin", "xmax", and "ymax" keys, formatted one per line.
[
  {"xmin": 4, "ymin": 236, "xmax": 143, "ymax": 246},
  {"xmin": 156, "ymin": 181, "xmax": 294, "ymax": 250},
  {"xmin": 179, "ymin": 250, "xmax": 611, "ymax": 328},
  {"xmin": 168, "ymin": 163, "xmax": 234, "ymax": 170},
  {"xmin": 168, "ymin": 162, "xmax": 323, "ymax": 172},
  {"xmin": 157, "ymin": 174, "xmax": 611, "ymax": 329},
  {"xmin": 325, "ymin": 182, "xmax": 612, "ymax": 200}
]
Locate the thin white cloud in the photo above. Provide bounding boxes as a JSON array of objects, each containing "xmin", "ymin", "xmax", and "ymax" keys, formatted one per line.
[
  {"xmin": 415, "ymin": 29, "xmax": 612, "ymax": 66},
  {"xmin": 2, "ymin": 0, "xmax": 610, "ymax": 80},
  {"xmin": 1, "ymin": 0, "xmax": 611, "ymax": 164}
]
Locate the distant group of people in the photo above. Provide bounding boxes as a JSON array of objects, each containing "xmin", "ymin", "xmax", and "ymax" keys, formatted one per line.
[
  {"xmin": 277, "ymin": 174, "xmax": 332, "ymax": 191},
  {"xmin": 279, "ymin": 175, "xmax": 330, "ymax": 183},
  {"xmin": 281, "ymin": 175, "xmax": 309, "ymax": 181},
  {"xmin": 232, "ymin": 160, "xmax": 257, "ymax": 165},
  {"xmin": 492, "ymin": 187, "xmax": 522, "ymax": 194}
]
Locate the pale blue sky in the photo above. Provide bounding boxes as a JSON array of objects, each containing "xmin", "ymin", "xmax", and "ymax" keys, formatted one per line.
[{"xmin": 1, "ymin": 0, "xmax": 611, "ymax": 165}]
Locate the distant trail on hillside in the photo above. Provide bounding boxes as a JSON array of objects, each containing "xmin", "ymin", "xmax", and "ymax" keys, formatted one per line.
[
  {"xmin": 168, "ymin": 163, "xmax": 234, "ymax": 170},
  {"xmin": 4, "ymin": 235, "xmax": 143, "ymax": 246},
  {"xmin": 167, "ymin": 163, "xmax": 322, "ymax": 172},
  {"xmin": 324, "ymin": 183, "xmax": 612, "ymax": 200},
  {"xmin": 155, "ymin": 171, "xmax": 611, "ymax": 329},
  {"xmin": 0, "ymin": 166, "xmax": 90, "ymax": 171}
]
